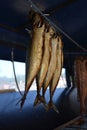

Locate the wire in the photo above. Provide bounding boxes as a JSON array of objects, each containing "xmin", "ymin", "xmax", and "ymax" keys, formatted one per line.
[
  {"xmin": 64, "ymin": 52, "xmax": 87, "ymax": 55},
  {"xmin": 11, "ymin": 48, "xmax": 23, "ymax": 96},
  {"xmin": 67, "ymin": 126, "xmax": 87, "ymax": 129},
  {"xmin": 28, "ymin": 0, "xmax": 87, "ymax": 52}
]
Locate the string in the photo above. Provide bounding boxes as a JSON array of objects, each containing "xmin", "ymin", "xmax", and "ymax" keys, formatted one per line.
[{"xmin": 11, "ymin": 48, "xmax": 23, "ymax": 96}]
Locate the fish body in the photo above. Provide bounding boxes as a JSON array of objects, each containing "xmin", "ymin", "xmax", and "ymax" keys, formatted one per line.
[
  {"xmin": 48, "ymin": 37, "xmax": 63, "ymax": 113},
  {"xmin": 34, "ymin": 27, "xmax": 54, "ymax": 106},
  {"xmin": 74, "ymin": 57, "xmax": 83, "ymax": 101},
  {"xmin": 81, "ymin": 58, "xmax": 87, "ymax": 114},
  {"xmin": 42, "ymin": 36, "xmax": 58, "ymax": 99},
  {"xmin": 75, "ymin": 57, "xmax": 87, "ymax": 114},
  {"xmin": 26, "ymin": 24, "xmax": 45, "ymax": 92},
  {"xmin": 20, "ymin": 20, "xmax": 45, "ymax": 109},
  {"xmin": 50, "ymin": 37, "xmax": 63, "ymax": 96}
]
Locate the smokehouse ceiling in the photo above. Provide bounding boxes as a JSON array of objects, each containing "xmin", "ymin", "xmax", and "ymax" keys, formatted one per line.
[{"xmin": 0, "ymin": 0, "xmax": 87, "ymax": 62}]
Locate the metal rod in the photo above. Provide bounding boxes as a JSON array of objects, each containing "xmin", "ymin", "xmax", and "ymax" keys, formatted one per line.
[
  {"xmin": 64, "ymin": 52, "xmax": 87, "ymax": 55},
  {"xmin": 0, "ymin": 40, "xmax": 26, "ymax": 50},
  {"xmin": 67, "ymin": 126, "xmax": 87, "ymax": 129},
  {"xmin": 28, "ymin": 0, "xmax": 87, "ymax": 52}
]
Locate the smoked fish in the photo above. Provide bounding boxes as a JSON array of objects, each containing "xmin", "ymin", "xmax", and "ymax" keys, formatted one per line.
[
  {"xmin": 34, "ymin": 27, "xmax": 55, "ymax": 107},
  {"xmin": 20, "ymin": 14, "xmax": 45, "ymax": 109},
  {"xmin": 74, "ymin": 56, "xmax": 84, "ymax": 102},
  {"xmin": 48, "ymin": 36, "xmax": 63, "ymax": 113},
  {"xmin": 42, "ymin": 35, "xmax": 58, "ymax": 105}
]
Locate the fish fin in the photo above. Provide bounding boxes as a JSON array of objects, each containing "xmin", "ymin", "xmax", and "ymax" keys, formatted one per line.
[
  {"xmin": 20, "ymin": 94, "xmax": 26, "ymax": 110},
  {"xmin": 34, "ymin": 95, "xmax": 48, "ymax": 110},
  {"xmin": 16, "ymin": 98, "xmax": 22, "ymax": 106},
  {"xmin": 34, "ymin": 94, "xmax": 42, "ymax": 106},
  {"xmin": 16, "ymin": 93, "xmax": 26, "ymax": 111},
  {"xmin": 40, "ymin": 96, "xmax": 48, "ymax": 110},
  {"xmin": 48, "ymin": 101, "xmax": 59, "ymax": 114}
]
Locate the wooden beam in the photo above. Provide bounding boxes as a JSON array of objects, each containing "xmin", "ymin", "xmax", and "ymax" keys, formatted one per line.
[
  {"xmin": 0, "ymin": 24, "xmax": 29, "ymax": 36},
  {"xmin": 0, "ymin": 27, "xmax": 29, "ymax": 50}
]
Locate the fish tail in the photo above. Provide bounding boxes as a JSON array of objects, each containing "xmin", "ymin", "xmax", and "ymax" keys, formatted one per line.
[
  {"xmin": 34, "ymin": 94, "xmax": 48, "ymax": 110},
  {"xmin": 40, "ymin": 96, "xmax": 48, "ymax": 110},
  {"xmin": 16, "ymin": 93, "xmax": 26, "ymax": 111},
  {"xmin": 34, "ymin": 94, "xmax": 42, "ymax": 106},
  {"xmin": 20, "ymin": 94, "xmax": 26, "ymax": 110},
  {"xmin": 42, "ymin": 89, "xmax": 48, "ymax": 110},
  {"xmin": 48, "ymin": 101, "xmax": 59, "ymax": 114}
]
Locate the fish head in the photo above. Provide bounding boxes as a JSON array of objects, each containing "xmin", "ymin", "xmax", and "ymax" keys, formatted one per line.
[
  {"xmin": 49, "ymin": 27, "xmax": 55, "ymax": 37},
  {"xmin": 44, "ymin": 23, "xmax": 55, "ymax": 37},
  {"xmin": 32, "ymin": 13, "xmax": 43, "ymax": 28},
  {"xmin": 58, "ymin": 36, "xmax": 63, "ymax": 49}
]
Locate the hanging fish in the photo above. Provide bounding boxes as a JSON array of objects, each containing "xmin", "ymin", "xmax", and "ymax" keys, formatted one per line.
[
  {"xmin": 80, "ymin": 58, "xmax": 87, "ymax": 114},
  {"xmin": 48, "ymin": 36, "xmax": 63, "ymax": 113},
  {"xmin": 74, "ymin": 57, "xmax": 83, "ymax": 101},
  {"xmin": 20, "ymin": 13, "xmax": 45, "ymax": 109},
  {"xmin": 42, "ymin": 34, "xmax": 58, "ymax": 107},
  {"xmin": 34, "ymin": 26, "xmax": 55, "ymax": 107}
]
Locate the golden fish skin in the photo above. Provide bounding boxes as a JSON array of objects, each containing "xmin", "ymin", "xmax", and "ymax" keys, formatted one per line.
[
  {"xmin": 20, "ymin": 23, "xmax": 45, "ymax": 109},
  {"xmin": 32, "ymin": 13, "xmax": 43, "ymax": 27},
  {"xmin": 48, "ymin": 37, "xmax": 63, "ymax": 113},
  {"xmin": 50, "ymin": 37, "xmax": 63, "ymax": 96},
  {"xmin": 34, "ymin": 27, "xmax": 55, "ymax": 106},
  {"xmin": 26, "ymin": 24, "xmax": 45, "ymax": 91},
  {"xmin": 43, "ymin": 36, "xmax": 58, "ymax": 96},
  {"xmin": 37, "ymin": 27, "xmax": 54, "ymax": 90}
]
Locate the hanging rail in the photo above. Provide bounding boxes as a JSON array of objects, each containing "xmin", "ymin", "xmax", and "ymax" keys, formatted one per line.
[{"xmin": 28, "ymin": 0, "xmax": 87, "ymax": 52}]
